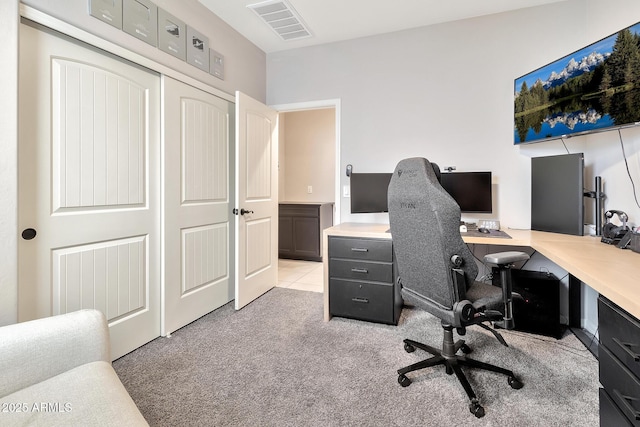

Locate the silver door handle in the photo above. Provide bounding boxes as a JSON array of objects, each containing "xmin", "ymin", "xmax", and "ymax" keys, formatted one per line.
[{"xmin": 233, "ymin": 208, "xmax": 254, "ymax": 216}]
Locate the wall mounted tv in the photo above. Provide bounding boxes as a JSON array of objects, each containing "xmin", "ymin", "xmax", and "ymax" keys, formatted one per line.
[
  {"xmin": 440, "ymin": 172, "xmax": 493, "ymax": 213},
  {"xmin": 514, "ymin": 20, "xmax": 640, "ymax": 144},
  {"xmin": 350, "ymin": 173, "xmax": 392, "ymax": 213}
]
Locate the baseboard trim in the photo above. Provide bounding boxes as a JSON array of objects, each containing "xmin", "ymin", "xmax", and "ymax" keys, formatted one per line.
[{"xmin": 571, "ymin": 327, "xmax": 599, "ymax": 359}]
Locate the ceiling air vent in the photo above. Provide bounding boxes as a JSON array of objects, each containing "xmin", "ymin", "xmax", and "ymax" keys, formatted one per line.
[{"xmin": 247, "ymin": 0, "xmax": 312, "ymax": 41}]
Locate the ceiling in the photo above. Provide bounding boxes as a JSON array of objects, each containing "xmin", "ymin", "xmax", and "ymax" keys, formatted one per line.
[{"xmin": 197, "ymin": 0, "xmax": 570, "ymax": 53}]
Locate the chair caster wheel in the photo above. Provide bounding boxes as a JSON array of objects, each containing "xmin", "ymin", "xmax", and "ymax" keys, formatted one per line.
[
  {"xmin": 398, "ymin": 374, "xmax": 411, "ymax": 387},
  {"xmin": 508, "ymin": 376, "xmax": 523, "ymax": 389},
  {"xmin": 469, "ymin": 401, "xmax": 485, "ymax": 418},
  {"xmin": 461, "ymin": 343, "xmax": 472, "ymax": 354},
  {"xmin": 404, "ymin": 342, "xmax": 416, "ymax": 353}
]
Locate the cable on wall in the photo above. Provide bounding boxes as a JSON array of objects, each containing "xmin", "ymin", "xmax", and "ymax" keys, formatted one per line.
[{"xmin": 617, "ymin": 129, "xmax": 640, "ymax": 209}]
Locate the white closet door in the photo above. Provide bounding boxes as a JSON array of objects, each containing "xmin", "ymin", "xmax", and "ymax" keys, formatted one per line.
[
  {"xmin": 234, "ymin": 92, "xmax": 279, "ymax": 309},
  {"xmin": 162, "ymin": 76, "xmax": 233, "ymax": 335},
  {"xmin": 18, "ymin": 23, "xmax": 161, "ymax": 360}
]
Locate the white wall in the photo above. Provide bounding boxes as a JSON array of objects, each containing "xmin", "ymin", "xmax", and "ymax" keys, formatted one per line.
[
  {"xmin": 266, "ymin": 0, "xmax": 640, "ymax": 230},
  {"xmin": 281, "ymin": 109, "xmax": 335, "ymax": 202}
]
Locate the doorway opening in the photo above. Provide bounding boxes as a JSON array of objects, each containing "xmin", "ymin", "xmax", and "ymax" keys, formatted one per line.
[{"xmin": 272, "ymin": 99, "xmax": 341, "ymax": 223}]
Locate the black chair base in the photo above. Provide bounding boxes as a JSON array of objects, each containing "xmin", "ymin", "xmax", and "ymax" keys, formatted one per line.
[{"xmin": 397, "ymin": 325, "xmax": 523, "ymax": 418}]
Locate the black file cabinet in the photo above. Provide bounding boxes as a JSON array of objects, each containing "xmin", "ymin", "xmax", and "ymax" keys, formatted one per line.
[
  {"xmin": 328, "ymin": 236, "xmax": 402, "ymax": 325},
  {"xmin": 599, "ymin": 295, "xmax": 640, "ymax": 426}
]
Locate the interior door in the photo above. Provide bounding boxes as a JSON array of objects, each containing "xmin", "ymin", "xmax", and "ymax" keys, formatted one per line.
[
  {"xmin": 18, "ymin": 22, "xmax": 161, "ymax": 359},
  {"xmin": 234, "ymin": 92, "xmax": 279, "ymax": 309},
  {"xmin": 162, "ymin": 76, "xmax": 234, "ymax": 335}
]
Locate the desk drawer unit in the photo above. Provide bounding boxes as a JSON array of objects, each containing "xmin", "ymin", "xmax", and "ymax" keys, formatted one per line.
[
  {"xmin": 599, "ymin": 296, "xmax": 640, "ymax": 426},
  {"xmin": 328, "ymin": 236, "xmax": 401, "ymax": 325},
  {"xmin": 329, "ymin": 259, "xmax": 394, "ymax": 283},
  {"xmin": 329, "ymin": 278, "xmax": 394, "ymax": 324},
  {"xmin": 600, "ymin": 388, "xmax": 633, "ymax": 427},
  {"xmin": 328, "ymin": 236, "xmax": 393, "ymax": 261}
]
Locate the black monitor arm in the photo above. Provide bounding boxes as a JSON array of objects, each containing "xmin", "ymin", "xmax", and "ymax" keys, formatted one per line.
[{"xmin": 584, "ymin": 176, "xmax": 606, "ymax": 236}]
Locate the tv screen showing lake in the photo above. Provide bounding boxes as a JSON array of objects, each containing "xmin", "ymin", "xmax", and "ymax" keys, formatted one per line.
[{"xmin": 514, "ymin": 21, "xmax": 640, "ymax": 144}]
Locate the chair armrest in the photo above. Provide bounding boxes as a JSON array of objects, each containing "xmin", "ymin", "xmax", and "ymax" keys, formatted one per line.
[
  {"xmin": 0, "ymin": 309, "xmax": 110, "ymax": 398},
  {"xmin": 484, "ymin": 251, "xmax": 529, "ymax": 266},
  {"xmin": 484, "ymin": 252, "xmax": 529, "ymax": 331}
]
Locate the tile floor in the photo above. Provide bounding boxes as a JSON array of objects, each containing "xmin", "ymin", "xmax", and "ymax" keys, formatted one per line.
[{"xmin": 277, "ymin": 259, "xmax": 324, "ymax": 293}]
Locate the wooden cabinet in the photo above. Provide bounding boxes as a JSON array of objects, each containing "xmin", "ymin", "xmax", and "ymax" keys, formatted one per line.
[
  {"xmin": 599, "ymin": 295, "xmax": 640, "ymax": 426},
  {"xmin": 328, "ymin": 236, "xmax": 402, "ymax": 325},
  {"xmin": 279, "ymin": 203, "xmax": 333, "ymax": 261}
]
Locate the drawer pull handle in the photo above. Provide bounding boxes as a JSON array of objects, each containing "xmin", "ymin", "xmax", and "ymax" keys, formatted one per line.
[
  {"xmin": 613, "ymin": 337, "xmax": 640, "ymax": 362},
  {"xmin": 613, "ymin": 389, "xmax": 640, "ymax": 420},
  {"xmin": 352, "ymin": 297, "xmax": 369, "ymax": 304},
  {"xmin": 351, "ymin": 248, "xmax": 368, "ymax": 252},
  {"xmin": 351, "ymin": 268, "xmax": 368, "ymax": 274}
]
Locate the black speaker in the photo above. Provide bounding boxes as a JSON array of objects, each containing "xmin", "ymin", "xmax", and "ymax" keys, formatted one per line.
[{"xmin": 492, "ymin": 269, "xmax": 563, "ymax": 339}]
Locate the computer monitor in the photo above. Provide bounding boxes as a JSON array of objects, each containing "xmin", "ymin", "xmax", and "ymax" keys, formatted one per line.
[
  {"xmin": 531, "ymin": 153, "xmax": 584, "ymax": 236},
  {"xmin": 440, "ymin": 172, "xmax": 492, "ymax": 213},
  {"xmin": 350, "ymin": 173, "xmax": 393, "ymax": 213}
]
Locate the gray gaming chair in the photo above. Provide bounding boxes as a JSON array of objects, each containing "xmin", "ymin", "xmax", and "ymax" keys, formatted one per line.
[{"xmin": 387, "ymin": 157, "xmax": 529, "ymax": 418}]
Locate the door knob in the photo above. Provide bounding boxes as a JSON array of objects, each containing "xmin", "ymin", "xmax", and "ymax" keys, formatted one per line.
[{"xmin": 22, "ymin": 228, "xmax": 37, "ymax": 240}]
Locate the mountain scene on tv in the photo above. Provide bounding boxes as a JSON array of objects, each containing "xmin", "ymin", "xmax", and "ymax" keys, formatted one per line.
[{"xmin": 514, "ymin": 21, "xmax": 640, "ymax": 144}]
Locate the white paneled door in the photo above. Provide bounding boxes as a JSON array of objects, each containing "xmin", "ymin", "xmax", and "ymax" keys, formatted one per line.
[
  {"xmin": 234, "ymin": 92, "xmax": 279, "ymax": 309},
  {"xmin": 162, "ymin": 76, "xmax": 234, "ymax": 335},
  {"xmin": 18, "ymin": 23, "xmax": 161, "ymax": 359}
]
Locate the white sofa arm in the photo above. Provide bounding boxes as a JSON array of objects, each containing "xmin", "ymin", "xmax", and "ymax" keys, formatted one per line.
[{"xmin": 0, "ymin": 309, "xmax": 110, "ymax": 398}]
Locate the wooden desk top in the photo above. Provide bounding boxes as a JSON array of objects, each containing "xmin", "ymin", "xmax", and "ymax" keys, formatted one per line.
[{"xmin": 323, "ymin": 223, "xmax": 640, "ymax": 320}]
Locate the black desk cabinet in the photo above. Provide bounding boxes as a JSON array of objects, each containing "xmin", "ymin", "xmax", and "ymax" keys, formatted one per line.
[
  {"xmin": 599, "ymin": 295, "xmax": 640, "ymax": 426},
  {"xmin": 279, "ymin": 203, "xmax": 333, "ymax": 261},
  {"xmin": 491, "ymin": 269, "xmax": 562, "ymax": 338},
  {"xmin": 328, "ymin": 236, "xmax": 402, "ymax": 325}
]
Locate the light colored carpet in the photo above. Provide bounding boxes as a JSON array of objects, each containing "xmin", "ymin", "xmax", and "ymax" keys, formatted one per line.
[{"xmin": 113, "ymin": 288, "xmax": 599, "ymax": 426}]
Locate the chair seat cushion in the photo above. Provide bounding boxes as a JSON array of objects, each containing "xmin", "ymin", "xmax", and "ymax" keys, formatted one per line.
[
  {"xmin": 465, "ymin": 281, "xmax": 503, "ymax": 310},
  {"xmin": 0, "ymin": 361, "xmax": 148, "ymax": 427}
]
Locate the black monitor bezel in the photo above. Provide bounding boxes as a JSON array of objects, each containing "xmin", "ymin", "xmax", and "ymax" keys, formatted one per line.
[
  {"xmin": 349, "ymin": 172, "xmax": 393, "ymax": 214},
  {"xmin": 531, "ymin": 153, "xmax": 584, "ymax": 236},
  {"xmin": 440, "ymin": 171, "xmax": 493, "ymax": 214}
]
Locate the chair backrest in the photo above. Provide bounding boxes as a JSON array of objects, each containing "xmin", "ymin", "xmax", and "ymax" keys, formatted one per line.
[{"xmin": 388, "ymin": 157, "xmax": 478, "ymax": 310}]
